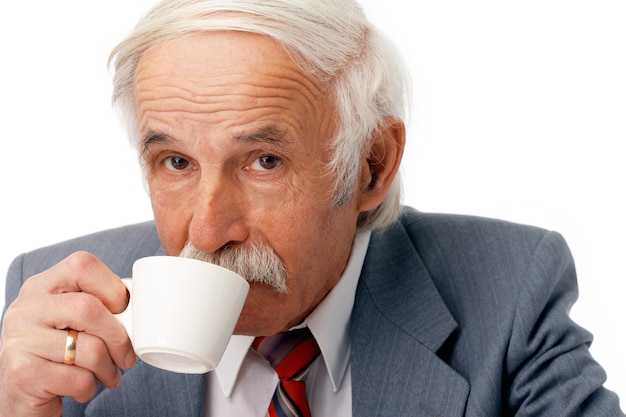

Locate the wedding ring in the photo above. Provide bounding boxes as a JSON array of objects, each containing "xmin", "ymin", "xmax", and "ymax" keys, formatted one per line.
[{"xmin": 63, "ymin": 329, "xmax": 79, "ymax": 365}]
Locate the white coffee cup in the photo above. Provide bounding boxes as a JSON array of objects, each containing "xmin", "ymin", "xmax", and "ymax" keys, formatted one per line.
[{"xmin": 116, "ymin": 256, "xmax": 249, "ymax": 374}]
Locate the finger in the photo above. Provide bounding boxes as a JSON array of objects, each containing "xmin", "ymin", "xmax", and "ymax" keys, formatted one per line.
[
  {"xmin": 73, "ymin": 332, "xmax": 124, "ymax": 389},
  {"xmin": 0, "ymin": 344, "xmax": 97, "ymax": 414},
  {"xmin": 31, "ymin": 328, "xmax": 124, "ymax": 389},
  {"xmin": 45, "ymin": 292, "xmax": 135, "ymax": 370},
  {"xmin": 31, "ymin": 359, "xmax": 100, "ymax": 404},
  {"xmin": 47, "ymin": 363, "xmax": 99, "ymax": 404},
  {"xmin": 11, "ymin": 289, "xmax": 135, "ymax": 371},
  {"xmin": 3, "ymin": 321, "xmax": 124, "ymax": 390},
  {"xmin": 24, "ymin": 251, "xmax": 129, "ymax": 314}
]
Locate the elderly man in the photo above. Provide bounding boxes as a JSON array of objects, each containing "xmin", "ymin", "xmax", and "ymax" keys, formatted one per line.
[{"xmin": 0, "ymin": 0, "xmax": 623, "ymax": 416}]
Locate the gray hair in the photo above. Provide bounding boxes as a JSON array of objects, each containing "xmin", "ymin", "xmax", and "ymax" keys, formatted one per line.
[{"xmin": 109, "ymin": 0, "xmax": 411, "ymax": 231}]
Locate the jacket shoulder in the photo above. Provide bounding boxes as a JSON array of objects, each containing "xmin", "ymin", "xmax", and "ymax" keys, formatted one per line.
[
  {"xmin": 374, "ymin": 207, "xmax": 575, "ymax": 329},
  {"xmin": 398, "ymin": 207, "xmax": 552, "ymax": 246},
  {"xmin": 394, "ymin": 208, "xmax": 569, "ymax": 273}
]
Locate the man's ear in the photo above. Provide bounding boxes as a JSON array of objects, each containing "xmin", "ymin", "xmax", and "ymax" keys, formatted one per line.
[{"xmin": 357, "ymin": 116, "xmax": 405, "ymax": 212}]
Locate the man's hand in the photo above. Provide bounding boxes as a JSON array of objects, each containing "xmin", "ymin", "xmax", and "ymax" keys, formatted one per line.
[{"xmin": 0, "ymin": 251, "xmax": 136, "ymax": 417}]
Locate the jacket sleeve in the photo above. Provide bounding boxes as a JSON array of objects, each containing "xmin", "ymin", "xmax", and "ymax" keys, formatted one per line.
[{"xmin": 505, "ymin": 231, "xmax": 624, "ymax": 416}]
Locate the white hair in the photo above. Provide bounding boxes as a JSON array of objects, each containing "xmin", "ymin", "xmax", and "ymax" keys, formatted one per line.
[{"xmin": 109, "ymin": 0, "xmax": 411, "ymax": 231}]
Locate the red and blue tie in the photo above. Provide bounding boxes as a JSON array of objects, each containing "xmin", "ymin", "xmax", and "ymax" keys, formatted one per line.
[{"xmin": 253, "ymin": 328, "xmax": 321, "ymax": 417}]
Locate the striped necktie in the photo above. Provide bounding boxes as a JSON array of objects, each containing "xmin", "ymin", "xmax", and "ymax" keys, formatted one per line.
[{"xmin": 253, "ymin": 328, "xmax": 321, "ymax": 417}]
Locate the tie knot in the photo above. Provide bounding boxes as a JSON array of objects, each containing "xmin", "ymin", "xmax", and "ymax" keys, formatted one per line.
[{"xmin": 253, "ymin": 327, "xmax": 320, "ymax": 381}]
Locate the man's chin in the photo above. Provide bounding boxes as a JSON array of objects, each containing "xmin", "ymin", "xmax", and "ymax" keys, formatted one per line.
[{"xmin": 232, "ymin": 286, "xmax": 292, "ymax": 336}]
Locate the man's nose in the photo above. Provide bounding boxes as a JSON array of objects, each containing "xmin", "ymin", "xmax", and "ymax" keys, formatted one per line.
[{"xmin": 188, "ymin": 170, "xmax": 249, "ymax": 254}]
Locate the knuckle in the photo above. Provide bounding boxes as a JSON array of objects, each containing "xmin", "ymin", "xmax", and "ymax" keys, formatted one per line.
[
  {"xmin": 74, "ymin": 331, "xmax": 125, "ymax": 387},
  {"xmin": 79, "ymin": 334, "xmax": 109, "ymax": 364},
  {"xmin": 2, "ymin": 293, "xmax": 41, "ymax": 326},
  {"xmin": 70, "ymin": 293, "xmax": 105, "ymax": 322},
  {"xmin": 3, "ymin": 352, "xmax": 38, "ymax": 393},
  {"xmin": 18, "ymin": 275, "xmax": 41, "ymax": 295},
  {"xmin": 67, "ymin": 371, "xmax": 98, "ymax": 403},
  {"xmin": 65, "ymin": 251, "xmax": 99, "ymax": 273},
  {"xmin": 109, "ymin": 326, "xmax": 131, "ymax": 350},
  {"xmin": 0, "ymin": 306, "xmax": 23, "ymax": 335}
]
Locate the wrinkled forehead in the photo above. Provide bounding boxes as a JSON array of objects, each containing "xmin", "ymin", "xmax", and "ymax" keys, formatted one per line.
[{"xmin": 132, "ymin": 30, "xmax": 338, "ymax": 144}]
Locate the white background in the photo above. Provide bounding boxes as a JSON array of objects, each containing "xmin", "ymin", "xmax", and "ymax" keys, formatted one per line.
[{"xmin": 1, "ymin": 0, "xmax": 624, "ymax": 401}]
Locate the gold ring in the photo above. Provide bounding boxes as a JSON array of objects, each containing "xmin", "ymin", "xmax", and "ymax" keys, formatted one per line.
[{"xmin": 63, "ymin": 329, "xmax": 78, "ymax": 365}]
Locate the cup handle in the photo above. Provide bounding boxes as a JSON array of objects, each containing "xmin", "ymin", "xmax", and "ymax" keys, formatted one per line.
[{"xmin": 115, "ymin": 278, "xmax": 133, "ymax": 339}]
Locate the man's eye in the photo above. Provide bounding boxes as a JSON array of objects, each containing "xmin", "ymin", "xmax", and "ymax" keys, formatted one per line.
[
  {"xmin": 164, "ymin": 156, "xmax": 191, "ymax": 171},
  {"xmin": 251, "ymin": 154, "xmax": 282, "ymax": 171}
]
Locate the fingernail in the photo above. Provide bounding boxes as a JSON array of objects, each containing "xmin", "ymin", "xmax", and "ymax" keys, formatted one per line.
[{"xmin": 113, "ymin": 369, "xmax": 123, "ymax": 388}]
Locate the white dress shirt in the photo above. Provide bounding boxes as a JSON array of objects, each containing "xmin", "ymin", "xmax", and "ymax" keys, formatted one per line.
[{"xmin": 203, "ymin": 231, "xmax": 371, "ymax": 416}]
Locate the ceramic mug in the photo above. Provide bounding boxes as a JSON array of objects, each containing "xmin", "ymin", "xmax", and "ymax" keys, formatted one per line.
[{"xmin": 116, "ymin": 256, "xmax": 249, "ymax": 374}]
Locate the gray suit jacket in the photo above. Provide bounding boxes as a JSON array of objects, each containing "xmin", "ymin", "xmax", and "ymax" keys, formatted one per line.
[{"xmin": 3, "ymin": 208, "xmax": 624, "ymax": 416}]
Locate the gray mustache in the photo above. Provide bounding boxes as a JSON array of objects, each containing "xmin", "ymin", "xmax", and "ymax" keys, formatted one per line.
[{"xmin": 179, "ymin": 241, "xmax": 288, "ymax": 293}]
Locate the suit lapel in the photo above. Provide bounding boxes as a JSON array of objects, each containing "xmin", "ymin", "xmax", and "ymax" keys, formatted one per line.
[{"xmin": 351, "ymin": 223, "xmax": 469, "ymax": 417}]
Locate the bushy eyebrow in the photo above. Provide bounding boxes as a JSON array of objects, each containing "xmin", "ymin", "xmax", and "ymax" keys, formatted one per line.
[
  {"xmin": 141, "ymin": 130, "xmax": 170, "ymax": 157},
  {"xmin": 233, "ymin": 126, "xmax": 289, "ymax": 146},
  {"xmin": 141, "ymin": 126, "xmax": 290, "ymax": 157}
]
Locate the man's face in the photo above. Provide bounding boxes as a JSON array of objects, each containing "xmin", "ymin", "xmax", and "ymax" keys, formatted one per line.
[{"xmin": 133, "ymin": 31, "xmax": 366, "ymax": 335}]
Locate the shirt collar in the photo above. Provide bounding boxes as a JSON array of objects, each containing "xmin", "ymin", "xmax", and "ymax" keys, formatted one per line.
[{"xmin": 213, "ymin": 230, "xmax": 371, "ymax": 397}]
